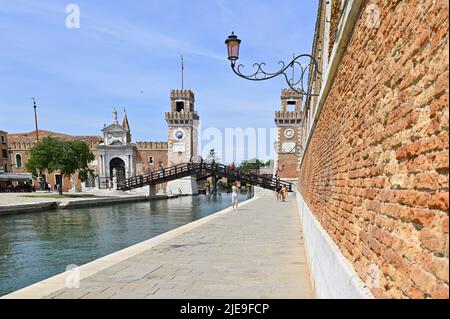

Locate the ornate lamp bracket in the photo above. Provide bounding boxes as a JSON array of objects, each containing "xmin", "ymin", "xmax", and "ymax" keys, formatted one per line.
[{"xmin": 225, "ymin": 32, "xmax": 321, "ymax": 96}]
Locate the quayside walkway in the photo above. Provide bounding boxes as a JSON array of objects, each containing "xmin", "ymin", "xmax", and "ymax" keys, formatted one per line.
[{"xmin": 4, "ymin": 190, "xmax": 314, "ymax": 299}]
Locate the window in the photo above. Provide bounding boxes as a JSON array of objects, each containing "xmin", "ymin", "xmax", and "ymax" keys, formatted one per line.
[
  {"xmin": 148, "ymin": 156, "xmax": 154, "ymax": 165},
  {"xmin": 15, "ymin": 154, "xmax": 22, "ymax": 168},
  {"xmin": 3, "ymin": 164, "xmax": 7, "ymax": 172},
  {"xmin": 176, "ymin": 101, "xmax": 184, "ymax": 112},
  {"xmin": 0, "ymin": 135, "xmax": 4, "ymax": 142},
  {"xmin": 2, "ymin": 149, "xmax": 7, "ymax": 158},
  {"xmin": 287, "ymin": 100, "xmax": 296, "ymax": 111}
]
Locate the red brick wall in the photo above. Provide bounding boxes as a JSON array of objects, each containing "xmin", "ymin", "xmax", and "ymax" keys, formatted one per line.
[
  {"xmin": 298, "ymin": 0, "xmax": 449, "ymax": 298},
  {"xmin": 136, "ymin": 149, "xmax": 168, "ymax": 174}
]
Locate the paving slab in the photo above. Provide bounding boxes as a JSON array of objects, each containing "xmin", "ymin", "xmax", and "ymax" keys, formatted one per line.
[{"xmin": 7, "ymin": 192, "xmax": 314, "ymax": 299}]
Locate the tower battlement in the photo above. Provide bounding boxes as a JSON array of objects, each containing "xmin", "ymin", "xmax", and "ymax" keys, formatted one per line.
[
  {"xmin": 8, "ymin": 141, "xmax": 36, "ymax": 150},
  {"xmin": 281, "ymin": 88, "xmax": 303, "ymax": 100},
  {"xmin": 275, "ymin": 111, "xmax": 303, "ymax": 124},
  {"xmin": 170, "ymin": 89, "xmax": 196, "ymax": 113},
  {"xmin": 165, "ymin": 111, "xmax": 199, "ymax": 123},
  {"xmin": 170, "ymin": 89, "xmax": 195, "ymax": 100},
  {"xmin": 136, "ymin": 141, "xmax": 168, "ymax": 150}
]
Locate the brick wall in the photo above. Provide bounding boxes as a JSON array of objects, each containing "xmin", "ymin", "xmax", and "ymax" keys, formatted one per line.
[
  {"xmin": 135, "ymin": 149, "xmax": 168, "ymax": 174},
  {"xmin": 298, "ymin": 0, "xmax": 448, "ymax": 298}
]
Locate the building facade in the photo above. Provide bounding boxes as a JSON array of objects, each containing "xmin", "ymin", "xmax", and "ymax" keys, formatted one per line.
[
  {"xmin": 297, "ymin": 0, "xmax": 448, "ymax": 298},
  {"xmin": 7, "ymin": 130, "xmax": 102, "ymax": 192},
  {"xmin": 0, "ymin": 130, "xmax": 9, "ymax": 173},
  {"xmin": 3, "ymin": 89, "xmax": 204, "ymax": 193}
]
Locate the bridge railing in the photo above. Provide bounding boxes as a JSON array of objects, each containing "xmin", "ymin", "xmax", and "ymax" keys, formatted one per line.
[{"xmin": 119, "ymin": 161, "xmax": 293, "ymax": 192}]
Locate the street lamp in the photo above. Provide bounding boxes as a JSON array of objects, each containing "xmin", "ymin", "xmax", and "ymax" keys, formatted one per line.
[
  {"xmin": 225, "ymin": 32, "xmax": 241, "ymax": 61},
  {"xmin": 225, "ymin": 32, "xmax": 320, "ymax": 96}
]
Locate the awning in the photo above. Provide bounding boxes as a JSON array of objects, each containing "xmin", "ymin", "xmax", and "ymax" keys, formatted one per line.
[{"xmin": 0, "ymin": 173, "xmax": 33, "ymax": 181}]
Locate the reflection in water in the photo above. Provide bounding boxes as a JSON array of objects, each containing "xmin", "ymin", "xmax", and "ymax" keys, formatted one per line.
[{"xmin": 0, "ymin": 193, "xmax": 247, "ymax": 296}]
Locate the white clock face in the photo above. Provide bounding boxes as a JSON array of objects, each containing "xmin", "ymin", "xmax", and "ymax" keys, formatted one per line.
[
  {"xmin": 282, "ymin": 142, "xmax": 296, "ymax": 153},
  {"xmin": 284, "ymin": 129, "xmax": 295, "ymax": 139},
  {"xmin": 173, "ymin": 128, "xmax": 185, "ymax": 141}
]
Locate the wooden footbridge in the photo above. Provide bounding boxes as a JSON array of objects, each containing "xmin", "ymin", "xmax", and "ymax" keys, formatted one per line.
[{"xmin": 118, "ymin": 161, "xmax": 293, "ymax": 192}]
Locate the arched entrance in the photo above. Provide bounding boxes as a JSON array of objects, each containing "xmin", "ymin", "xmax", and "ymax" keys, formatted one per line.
[{"xmin": 109, "ymin": 157, "xmax": 126, "ymax": 185}]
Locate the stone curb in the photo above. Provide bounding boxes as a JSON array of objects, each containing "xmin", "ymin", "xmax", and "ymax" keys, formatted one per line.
[
  {"xmin": 0, "ymin": 195, "xmax": 176, "ymax": 215},
  {"xmin": 0, "ymin": 202, "xmax": 58, "ymax": 215}
]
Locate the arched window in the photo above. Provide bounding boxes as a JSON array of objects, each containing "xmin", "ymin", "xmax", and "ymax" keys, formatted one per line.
[
  {"xmin": 15, "ymin": 154, "xmax": 22, "ymax": 168},
  {"xmin": 148, "ymin": 156, "xmax": 154, "ymax": 165}
]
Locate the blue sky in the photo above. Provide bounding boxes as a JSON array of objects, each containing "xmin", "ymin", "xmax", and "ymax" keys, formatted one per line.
[{"xmin": 0, "ymin": 0, "xmax": 318, "ymax": 162}]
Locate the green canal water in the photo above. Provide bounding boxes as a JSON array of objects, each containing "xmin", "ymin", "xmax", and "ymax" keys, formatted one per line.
[{"xmin": 0, "ymin": 193, "xmax": 248, "ymax": 296}]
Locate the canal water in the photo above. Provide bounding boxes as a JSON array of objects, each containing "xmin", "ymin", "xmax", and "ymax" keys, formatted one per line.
[{"xmin": 0, "ymin": 193, "xmax": 248, "ymax": 296}]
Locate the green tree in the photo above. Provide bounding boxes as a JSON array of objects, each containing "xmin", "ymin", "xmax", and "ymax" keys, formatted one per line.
[
  {"xmin": 239, "ymin": 158, "xmax": 264, "ymax": 169},
  {"xmin": 26, "ymin": 137, "xmax": 95, "ymax": 194}
]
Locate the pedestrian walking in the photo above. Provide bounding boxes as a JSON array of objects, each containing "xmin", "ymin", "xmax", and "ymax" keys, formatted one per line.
[
  {"xmin": 281, "ymin": 185, "xmax": 287, "ymax": 202},
  {"xmin": 275, "ymin": 184, "xmax": 281, "ymax": 201},
  {"xmin": 232, "ymin": 182, "xmax": 240, "ymax": 210},
  {"xmin": 158, "ymin": 162, "xmax": 164, "ymax": 178}
]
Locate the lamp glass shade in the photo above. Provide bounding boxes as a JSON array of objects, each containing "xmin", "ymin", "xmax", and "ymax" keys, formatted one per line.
[{"xmin": 225, "ymin": 33, "xmax": 241, "ymax": 61}]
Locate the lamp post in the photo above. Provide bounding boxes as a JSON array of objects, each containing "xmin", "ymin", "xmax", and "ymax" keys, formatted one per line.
[{"xmin": 225, "ymin": 32, "xmax": 320, "ymax": 96}]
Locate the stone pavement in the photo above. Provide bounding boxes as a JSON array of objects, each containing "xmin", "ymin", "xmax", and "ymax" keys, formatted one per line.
[{"xmin": 43, "ymin": 192, "xmax": 314, "ymax": 299}]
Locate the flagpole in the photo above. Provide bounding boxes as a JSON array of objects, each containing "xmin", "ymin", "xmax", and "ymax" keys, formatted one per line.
[
  {"xmin": 181, "ymin": 55, "xmax": 184, "ymax": 90},
  {"xmin": 32, "ymin": 97, "xmax": 39, "ymax": 142}
]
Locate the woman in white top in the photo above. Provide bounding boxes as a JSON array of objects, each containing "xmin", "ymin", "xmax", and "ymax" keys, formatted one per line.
[{"xmin": 231, "ymin": 182, "xmax": 239, "ymax": 210}]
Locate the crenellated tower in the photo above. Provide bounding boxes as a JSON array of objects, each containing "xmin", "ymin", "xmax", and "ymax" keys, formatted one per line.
[
  {"xmin": 164, "ymin": 89, "xmax": 199, "ymax": 194},
  {"xmin": 274, "ymin": 88, "xmax": 303, "ymax": 179}
]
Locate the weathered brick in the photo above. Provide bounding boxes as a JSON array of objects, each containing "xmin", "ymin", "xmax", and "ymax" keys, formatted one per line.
[
  {"xmin": 430, "ymin": 257, "xmax": 449, "ymax": 283},
  {"xmin": 419, "ymin": 227, "xmax": 447, "ymax": 254},
  {"xmin": 298, "ymin": 0, "xmax": 449, "ymax": 299},
  {"xmin": 382, "ymin": 249, "xmax": 411, "ymax": 273},
  {"xmin": 428, "ymin": 192, "xmax": 449, "ymax": 211},
  {"xmin": 411, "ymin": 172, "xmax": 441, "ymax": 189},
  {"xmin": 410, "ymin": 267, "xmax": 436, "ymax": 294},
  {"xmin": 407, "ymin": 208, "xmax": 434, "ymax": 227},
  {"xmin": 430, "ymin": 283, "xmax": 450, "ymax": 299}
]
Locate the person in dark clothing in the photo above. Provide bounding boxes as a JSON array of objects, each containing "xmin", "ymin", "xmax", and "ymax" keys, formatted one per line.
[
  {"xmin": 275, "ymin": 185, "xmax": 282, "ymax": 201},
  {"xmin": 158, "ymin": 162, "xmax": 164, "ymax": 178}
]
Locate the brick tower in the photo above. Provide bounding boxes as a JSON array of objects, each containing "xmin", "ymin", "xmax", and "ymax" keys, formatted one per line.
[
  {"xmin": 164, "ymin": 89, "xmax": 199, "ymax": 194},
  {"xmin": 274, "ymin": 88, "xmax": 303, "ymax": 179}
]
